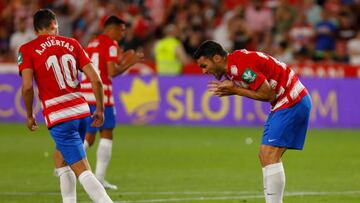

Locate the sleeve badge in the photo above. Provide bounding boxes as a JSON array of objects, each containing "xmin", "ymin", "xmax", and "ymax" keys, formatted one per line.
[{"xmin": 241, "ymin": 67, "xmax": 257, "ymax": 83}]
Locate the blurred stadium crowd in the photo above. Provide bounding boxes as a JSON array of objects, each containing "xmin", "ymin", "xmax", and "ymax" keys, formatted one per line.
[{"xmin": 1, "ymin": 0, "xmax": 360, "ymax": 70}]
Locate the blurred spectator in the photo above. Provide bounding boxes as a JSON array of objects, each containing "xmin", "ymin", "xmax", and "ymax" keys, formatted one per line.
[
  {"xmin": 336, "ymin": 10, "xmax": 356, "ymax": 42},
  {"xmin": 224, "ymin": 0, "xmax": 249, "ymax": 10},
  {"xmin": 13, "ymin": 0, "xmax": 38, "ymax": 31},
  {"xmin": 166, "ymin": 1, "xmax": 189, "ymax": 33},
  {"xmin": 273, "ymin": 0, "xmax": 297, "ymax": 43},
  {"xmin": 303, "ymin": 0, "xmax": 322, "ymax": 26},
  {"xmin": 274, "ymin": 40, "xmax": 294, "ymax": 64},
  {"xmin": 293, "ymin": 47, "xmax": 314, "ymax": 64},
  {"xmin": 202, "ymin": 1, "xmax": 218, "ymax": 35},
  {"xmin": 0, "ymin": 0, "xmax": 360, "ymax": 68},
  {"xmin": 187, "ymin": 1, "xmax": 205, "ymax": 28},
  {"xmin": 228, "ymin": 7, "xmax": 253, "ymax": 50},
  {"xmin": 66, "ymin": 0, "xmax": 88, "ymax": 20},
  {"xmin": 289, "ymin": 12, "xmax": 314, "ymax": 52},
  {"xmin": 9, "ymin": 17, "xmax": 35, "ymax": 60},
  {"xmin": 213, "ymin": 10, "xmax": 234, "ymax": 51},
  {"xmin": 145, "ymin": 0, "xmax": 168, "ymax": 27},
  {"xmin": 314, "ymin": 10, "xmax": 337, "ymax": 61},
  {"xmin": 335, "ymin": 10, "xmax": 357, "ymax": 62},
  {"xmin": 321, "ymin": 47, "xmax": 337, "ymax": 63},
  {"xmin": 54, "ymin": 5, "xmax": 72, "ymax": 37},
  {"xmin": 244, "ymin": 0, "xmax": 273, "ymax": 51},
  {"xmin": 183, "ymin": 26, "xmax": 204, "ymax": 57},
  {"xmin": 154, "ymin": 24, "xmax": 191, "ymax": 75},
  {"xmin": 351, "ymin": 1, "xmax": 360, "ymax": 29},
  {"xmin": 347, "ymin": 31, "xmax": 360, "ymax": 65},
  {"xmin": 0, "ymin": 28, "xmax": 9, "ymax": 61},
  {"xmin": 324, "ymin": 0, "xmax": 342, "ymax": 18},
  {"xmin": 121, "ymin": 23, "xmax": 143, "ymax": 51}
]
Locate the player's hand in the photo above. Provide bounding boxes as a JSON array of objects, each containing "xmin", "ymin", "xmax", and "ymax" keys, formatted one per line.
[
  {"xmin": 207, "ymin": 80, "xmax": 220, "ymax": 92},
  {"xmin": 90, "ymin": 109, "xmax": 104, "ymax": 127},
  {"xmin": 131, "ymin": 50, "xmax": 145, "ymax": 65},
  {"xmin": 120, "ymin": 49, "xmax": 144, "ymax": 65},
  {"xmin": 27, "ymin": 116, "xmax": 38, "ymax": 131},
  {"xmin": 208, "ymin": 80, "xmax": 236, "ymax": 97}
]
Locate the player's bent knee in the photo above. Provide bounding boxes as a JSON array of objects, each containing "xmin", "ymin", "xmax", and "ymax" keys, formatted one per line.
[
  {"xmin": 87, "ymin": 140, "xmax": 95, "ymax": 147},
  {"xmin": 259, "ymin": 149, "xmax": 282, "ymax": 166},
  {"xmin": 70, "ymin": 158, "xmax": 91, "ymax": 177},
  {"xmin": 100, "ymin": 129, "xmax": 113, "ymax": 139},
  {"xmin": 258, "ymin": 152, "xmax": 263, "ymax": 161},
  {"xmin": 85, "ymin": 134, "xmax": 96, "ymax": 146},
  {"xmin": 54, "ymin": 150, "xmax": 67, "ymax": 168}
]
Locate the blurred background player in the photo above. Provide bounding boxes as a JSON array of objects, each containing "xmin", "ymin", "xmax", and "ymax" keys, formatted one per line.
[
  {"xmin": 81, "ymin": 15, "xmax": 144, "ymax": 190},
  {"xmin": 194, "ymin": 40, "xmax": 312, "ymax": 203},
  {"xmin": 19, "ymin": 9, "xmax": 113, "ymax": 203}
]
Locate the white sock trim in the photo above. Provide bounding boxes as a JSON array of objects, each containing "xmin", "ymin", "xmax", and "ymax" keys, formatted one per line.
[
  {"xmin": 263, "ymin": 162, "xmax": 284, "ymax": 176},
  {"xmin": 78, "ymin": 170, "xmax": 92, "ymax": 182},
  {"xmin": 99, "ymin": 138, "xmax": 113, "ymax": 146},
  {"xmin": 55, "ymin": 166, "xmax": 72, "ymax": 177}
]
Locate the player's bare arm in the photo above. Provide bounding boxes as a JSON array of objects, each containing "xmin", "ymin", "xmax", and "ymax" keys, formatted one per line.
[
  {"xmin": 21, "ymin": 68, "xmax": 38, "ymax": 131},
  {"xmin": 209, "ymin": 79, "xmax": 276, "ymax": 102},
  {"xmin": 108, "ymin": 49, "xmax": 144, "ymax": 77},
  {"xmin": 236, "ymin": 80, "xmax": 276, "ymax": 102},
  {"xmin": 82, "ymin": 63, "xmax": 104, "ymax": 127}
]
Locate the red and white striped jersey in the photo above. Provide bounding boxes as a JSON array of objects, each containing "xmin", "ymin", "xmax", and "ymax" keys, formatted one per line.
[
  {"xmin": 18, "ymin": 35, "xmax": 91, "ymax": 127},
  {"xmin": 226, "ymin": 50, "xmax": 308, "ymax": 111},
  {"xmin": 80, "ymin": 34, "xmax": 119, "ymax": 106}
]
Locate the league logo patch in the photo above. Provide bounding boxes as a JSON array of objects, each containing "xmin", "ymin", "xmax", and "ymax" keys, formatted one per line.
[
  {"xmin": 230, "ymin": 65, "xmax": 238, "ymax": 76},
  {"xmin": 109, "ymin": 46, "xmax": 117, "ymax": 57},
  {"xmin": 242, "ymin": 68, "xmax": 257, "ymax": 83},
  {"xmin": 17, "ymin": 53, "xmax": 23, "ymax": 65}
]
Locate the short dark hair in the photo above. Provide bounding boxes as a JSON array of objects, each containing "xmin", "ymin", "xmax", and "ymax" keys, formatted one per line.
[
  {"xmin": 33, "ymin": 9, "xmax": 57, "ymax": 32},
  {"xmin": 104, "ymin": 16, "xmax": 127, "ymax": 27},
  {"xmin": 193, "ymin": 40, "xmax": 227, "ymax": 60}
]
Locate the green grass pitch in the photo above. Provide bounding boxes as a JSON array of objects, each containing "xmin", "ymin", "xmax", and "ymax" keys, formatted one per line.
[{"xmin": 0, "ymin": 123, "xmax": 360, "ymax": 202}]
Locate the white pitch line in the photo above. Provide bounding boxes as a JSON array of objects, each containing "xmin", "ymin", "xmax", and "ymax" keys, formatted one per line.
[
  {"xmin": 2, "ymin": 190, "xmax": 360, "ymax": 203},
  {"xmin": 0, "ymin": 192, "xmax": 59, "ymax": 196},
  {"xmin": 0, "ymin": 191, "xmax": 258, "ymax": 196},
  {"xmin": 114, "ymin": 194, "xmax": 264, "ymax": 203},
  {"xmin": 118, "ymin": 191, "xmax": 259, "ymax": 195},
  {"xmin": 113, "ymin": 191, "xmax": 360, "ymax": 203}
]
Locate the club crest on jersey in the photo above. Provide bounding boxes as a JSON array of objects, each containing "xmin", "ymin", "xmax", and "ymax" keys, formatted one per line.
[
  {"xmin": 242, "ymin": 68, "xmax": 257, "ymax": 83},
  {"xmin": 230, "ymin": 65, "xmax": 238, "ymax": 76},
  {"xmin": 17, "ymin": 53, "xmax": 23, "ymax": 65}
]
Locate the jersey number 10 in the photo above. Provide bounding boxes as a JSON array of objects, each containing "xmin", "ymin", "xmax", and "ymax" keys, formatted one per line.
[{"xmin": 46, "ymin": 54, "xmax": 79, "ymax": 89}]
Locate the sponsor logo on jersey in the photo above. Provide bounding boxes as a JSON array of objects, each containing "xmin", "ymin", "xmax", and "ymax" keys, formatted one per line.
[{"xmin": 242, "ymin": 68, "xmax": 257, "ymax": 83}]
